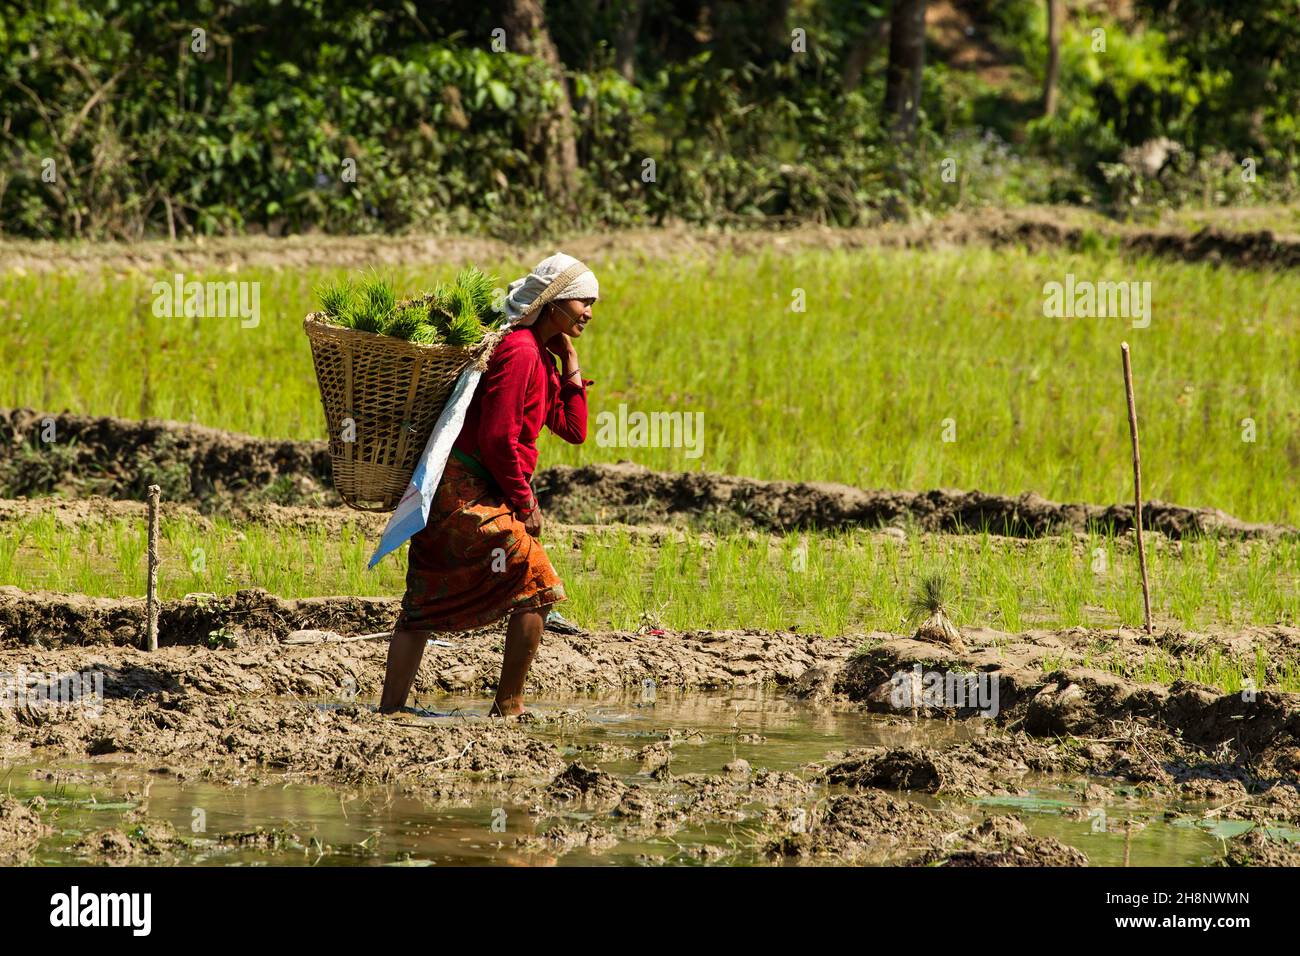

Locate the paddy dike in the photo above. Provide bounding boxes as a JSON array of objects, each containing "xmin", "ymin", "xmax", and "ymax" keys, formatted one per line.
[
  {"xmin": 4, "ymin": 208, "xmax": 1299, "ymax": 275},
  {"xmin": 3, "ymin": 407, "xmax": 1293, "ymax": 540}
]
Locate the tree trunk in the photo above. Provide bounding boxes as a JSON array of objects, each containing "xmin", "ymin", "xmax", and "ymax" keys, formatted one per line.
[
  {"xmin": 765, "ymin": 0, "xmax": 793, "ymax": 52},
  {"xmin": 841, "ymin": 17, "xmax": 889, "ymax": 92},
  {"xmin": 614, "ymin": 0, "xmax": 645, "ymax": 82},
  {"xmin": 1042, "ymin": 0, "xmax": 1064, "ymax": 117},
  {"xmin": 502, "ymin": 0, "xmax": 580, "ymax": 208},
  {"xmin": 883, "ymin": 0, "xmax": 927, "ymax": 143}
]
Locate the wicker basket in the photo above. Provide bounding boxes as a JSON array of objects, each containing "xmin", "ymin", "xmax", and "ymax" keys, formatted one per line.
[{"xmin": 304, "ymin": 300, "xmax": 502, "ymax": 512}]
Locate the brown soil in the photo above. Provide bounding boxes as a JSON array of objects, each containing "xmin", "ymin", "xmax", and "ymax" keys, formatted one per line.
[
  {"xmin": 768, "ymin": 790, "xmax": 964, "ymax": 863},
  {"xmin": 3, "ymin": 592, "xmax": 1297, "ymax": 778},
  {"xmin": 542, "ymin": 762, "xmax": 628, "ymax": 808},
  {"xmin": 1217, "ymin": 828, "xmax": 1300, "ymax": 866},
  {"xmin": 3, "ymin": 691, "xmax": 563, "ymax": 800},
  {"xmin": 819, "ymin": 736, "xmax": 1080, "ymax": 797},
  {"xmin": 541, "ymin": 461, "xmax": 1295, "ymax": 539},
  {"xmin": 4, "ymin": 208, "xmax": 1298, "ymax": 275},
  {"xmin": 909, "ymin": 815, "xmax": 1090, "ymax": 867},
  {"xmin": 3, "ymin": 590, "xmax": 1297, "ymax": 864},
  {"xmin": 827, "ymin": 635, "xmax": 1300, "ymax": 790},
  {"xmin": 0, "ymin": 794, "xmax": 52, "ymax": 864},
  {"xmin": 3, "ymin": 614, "xmax": 1297, "ymax": 797},
  {"xmin": 0, "ymin": 590, "xmax": 861, "ymax": 702},
  {"xmin": 516, "ymin": 821, "xmax": 620, "ymax": 857},
  {"xmin": 5, "ymin": 407, "xmax": 1293, "ymax": 539},
  {"xmin": 69, "ymin": 819, "xmax": 323, "ymax": 864},
  {"xmin": 0, "ymin": 407, "xmax": 334, "ymax": 509},
  {"xmin": 0, "ymin": 586, "xmax": 400, "ymax": 650}
]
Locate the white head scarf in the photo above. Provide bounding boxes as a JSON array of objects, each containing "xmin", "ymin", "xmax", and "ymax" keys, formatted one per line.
[{"xmin": 503, "ymin": 252, "xmax": 599, "ymax": 326}]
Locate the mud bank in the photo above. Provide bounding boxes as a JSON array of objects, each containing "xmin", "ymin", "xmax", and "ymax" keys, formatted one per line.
[
  {"xmin": 4, "ymin": 408, "xmax": 1292, "ymax": 539},
  {"xmin": 4, "ymin": 624, "xmax": 1298, "ymax": 864},
  {"xmin": 538, "ymin": 461, "xmax": 1294, "ymax": 539},
  {"xmin": 969, "ymin": 211, "xmax": 1300, "ymax": 271},
  {"xmin": 0, "ymin": 494, "xmax": 711, "ymax": 546},
  {"xmin": 6, "ymin": 585, "xmax": 1298, "ymax": 696},
  {"xmin": 0, "ymin": 407, "xmax": 333, "ymax": 507},
  {"xmin": 3, "ymin": 610, "xmax": 1298, "ymax": 796},
  {"xmin": 820, "ymin": 636, "xmax": 1300, "ymax": 790},
  {"xmin": 0, "ymin": 586, "xmax": 398, "ymax": 650},
  {"xmin": 3, "ymin": 694, "xmax": 563, "ymax": 801},
  {"xmin": 0, "ymin": 600, "xmax": 859, "ymax": 691},
  {"xmin": 3, "ymin": 208, "xmax": 1297, "ymax": 275},
  {"xmin": 0, "ymin": 794, "xmax": 52, "ymax": 864}
]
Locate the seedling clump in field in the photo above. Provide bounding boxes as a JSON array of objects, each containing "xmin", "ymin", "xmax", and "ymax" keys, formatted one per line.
[
  {"xmin": 314, "ymin": 267, "xmax": 502, "ymax": 345},
  {"xmin": 908, "ymin": 574, "xmax": 967, "ymax": 653}
]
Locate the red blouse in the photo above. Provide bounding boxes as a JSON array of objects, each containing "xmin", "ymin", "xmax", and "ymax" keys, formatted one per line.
[{"xmin": 452, "ymin": 326, "xmax": 591, "ymax": 511}]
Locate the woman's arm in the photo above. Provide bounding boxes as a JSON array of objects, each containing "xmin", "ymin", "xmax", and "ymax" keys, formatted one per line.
[
  {"xmin": 546, "ymin": 340, "xmax": 589, "ymax": 445},
  {"xmin": 475, "ymin": 340, "xmax": 538, "ymax": 512}
]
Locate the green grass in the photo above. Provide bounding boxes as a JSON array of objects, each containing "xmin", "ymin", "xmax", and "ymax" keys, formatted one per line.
[
  {"xmin": 2, "ymin": 245, "xmax": 1297, "ymax": 521},
  {"xmin": 1042, "ymin": 645, "xmax": 1300, "ymax": 696},
  {"xmin": 3, "ymin": 516, "xmax": 1298, "ymax": 637}
]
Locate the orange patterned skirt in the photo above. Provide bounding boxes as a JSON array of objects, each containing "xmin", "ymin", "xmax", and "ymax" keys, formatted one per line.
[{"xmin": 394, "ymin": 454, "xmax": 566, "ymax": 633}]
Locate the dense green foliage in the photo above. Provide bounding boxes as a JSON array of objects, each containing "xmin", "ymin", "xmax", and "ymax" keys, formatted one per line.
[{"xmin": 2, "ymin": 0, "xmax": 1297, "ymax": 239}]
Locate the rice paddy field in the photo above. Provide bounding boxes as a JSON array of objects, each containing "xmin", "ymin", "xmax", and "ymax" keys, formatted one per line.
[
  {"xmin": 2, "ymin": 511, "xmax": 1299, "ymax": 644},
  {"xmin": 4, "ymin": 218, "xmax": 1300, "ymax": 870},
  {"xmin": 3, "ymin": 241, "xmax": 1297, "ymax": 524}
]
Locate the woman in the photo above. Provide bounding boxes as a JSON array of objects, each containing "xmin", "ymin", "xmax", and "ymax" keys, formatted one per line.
[{"xmin": 378, "ymin": 253, "xmax": 598, "ymax": 717}]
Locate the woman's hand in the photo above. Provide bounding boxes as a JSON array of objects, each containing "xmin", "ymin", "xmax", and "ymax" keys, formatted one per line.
[
  {"xmin": 544, "ymin": 332, "xmax": 578, "ymax": 367},
  {"xmin": 523, "ymin": 504, "xmax": 543, "ymax": 538}
]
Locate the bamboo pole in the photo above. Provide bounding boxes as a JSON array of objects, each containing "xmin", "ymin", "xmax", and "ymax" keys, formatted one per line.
[
  {"xmin": 1121, "ymin": 344, "xmax": 1153, "ymax": 635},
  {"xmin": 146, "ymin": 484, "xmax": 160, "ymax": 651}
]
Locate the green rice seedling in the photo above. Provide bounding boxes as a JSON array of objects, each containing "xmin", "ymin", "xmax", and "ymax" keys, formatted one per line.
[
  {"xmin": 337, "ymin": 297, "xmax": 381, "ymax": 334},
  {"xmin": 455, "ymin": 265, "xmax": 500, "ymax": 323},
  {"xmin": 0, "ymin": 533, "xmax": 18, "ymax": 582},
  {"xmin": 446, "ymin": 281, "xmax": 476, "ymax": 320},
  {"xmin": 356, "ymin": 272, "xmax": 397, "ymax": 329},
  {"xmin": 6, "ymin": 504, "xmax": 1299, "ymax": 639},
  {"xmin": 427, "ymin": 280, "xmax": 454, "ymax": 320},
  {"xmin": 110, "ymin": 519, "xmax": 146, "ymax": 593},
  {"xmin": 315, "ymin": 277, "xmax": 355, "ymax": 318},
  {"xmin": 442, "ymin": 308, "xmax": 484, "ymax": 346},
  {"xmin": 74, "ymin": 550, "xmax": 103, "ymax": 595},
  {"xmin": 11, "ymin": 246, "xmax": 1298, "ymax": 531},
  {"xmin": 325, "ymin": 270, "xmax": 396, "ymax": 334},
  {"xmin": 381, "ymin": 302, "xmax": 442, "ymax": 344},
  {"xmin": 908, "ymin": 573, "xmax": 966, "ymax": 651},
  {"xmin": 996, "ymin": 588, "xmax": 1023, "ymax": 633},
  {"xmin": 406, "ymin": 321, "xmax": 443, "ymax": 346},
  {"xmin": 424, "ymin": 269, "xmax": 498, "ymax": 345}
]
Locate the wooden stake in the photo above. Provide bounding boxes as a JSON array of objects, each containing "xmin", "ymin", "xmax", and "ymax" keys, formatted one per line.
[
  {"xmin": 146, "ymin": 484, "xmax": 161, "ymax": 651},
  {"xmin": 1121, "ymin": 343, "xmax": 1153, "ymax": 635}
]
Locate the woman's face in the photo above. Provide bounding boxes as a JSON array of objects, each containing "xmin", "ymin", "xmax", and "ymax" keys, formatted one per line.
[{"xmin": 551, "ymin": 297, "xmax": 595, "ymax": 338}]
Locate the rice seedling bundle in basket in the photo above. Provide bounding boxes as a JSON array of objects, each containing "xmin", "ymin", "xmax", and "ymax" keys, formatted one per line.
[{"xmin": 303, "ymin": 268, "xmax": 503, "ymax": 512}]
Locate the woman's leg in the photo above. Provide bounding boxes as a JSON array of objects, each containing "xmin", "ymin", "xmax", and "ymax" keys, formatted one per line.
[
  {"xmin": 489, "ymin": 607, "xmax": 546, "ymax": 716},
  {"xmin": 379, "ymin": 629, "xmax": 428, "ymax": 713}
]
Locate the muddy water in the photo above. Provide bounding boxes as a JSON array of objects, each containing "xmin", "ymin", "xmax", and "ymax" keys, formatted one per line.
[{"xmin": 8, "ymin": 689, "xmax": 1250, "ymax": 866}]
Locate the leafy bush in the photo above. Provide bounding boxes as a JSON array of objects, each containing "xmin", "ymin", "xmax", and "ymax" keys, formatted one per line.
[
  {"xmin": 0, "ymin": 1, "xmax": 647, "ymax": 239},
  {"xmin": 3, "ymin": 0, "xmax": 1296, "ymax": 238}
]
